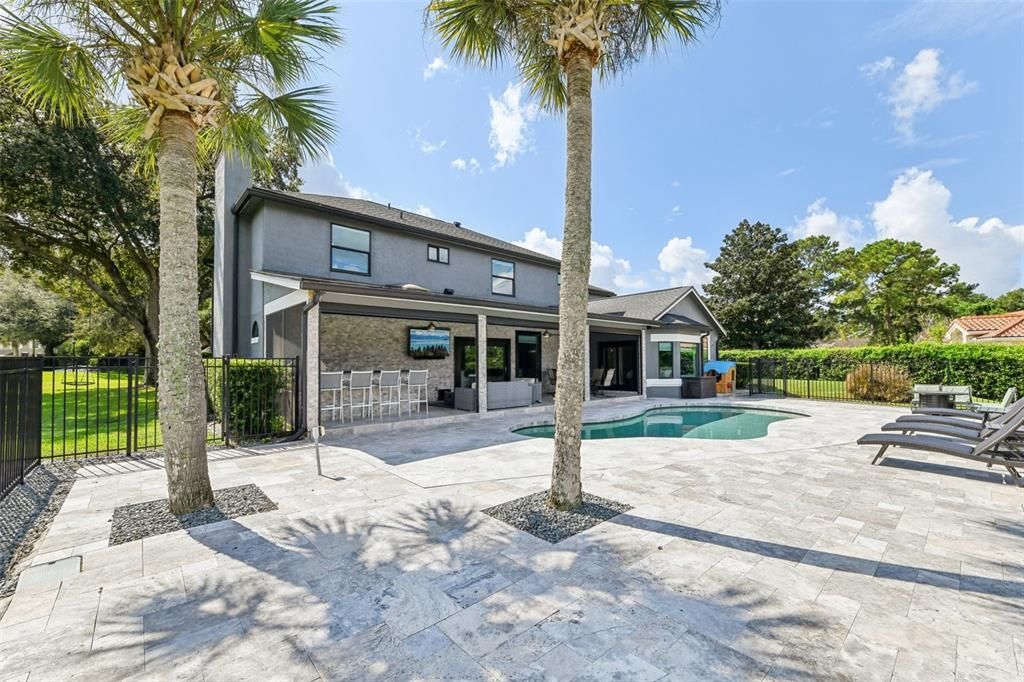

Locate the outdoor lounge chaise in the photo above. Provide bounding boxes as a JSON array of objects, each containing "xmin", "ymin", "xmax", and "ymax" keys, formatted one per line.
[
  {"xmin": 894, "ymin": 395, "xmax": 1024, "ymax": 430},
  {"xmin": 858, "ymin": 406, "xmax": 1024, "ymax": 485}
]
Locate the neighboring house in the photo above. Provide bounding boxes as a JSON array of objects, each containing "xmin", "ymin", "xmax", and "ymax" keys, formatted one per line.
[
  {"xmin": 0, "ymin": 341, "xmax": 43, "ymax": 357},
  {"xmin": 212, "ymin": 157, "xmax": 723, "ymax": 431},
  {"xmin": 588, "ymin": 287, "xmax": 724, "ymax": 398},
  {"xmin": 944, "ymin": 311, "xmax": 1024, "ymax": 345}
]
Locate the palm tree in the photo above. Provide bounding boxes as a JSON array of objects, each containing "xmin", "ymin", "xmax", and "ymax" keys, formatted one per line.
[
  {"xmin": 1, "ymin": 0, "xmax": 342, "ymax": 513},
  {"xmin": 428, "ymin": 0, "xmax": 720, "ymax": 510}
]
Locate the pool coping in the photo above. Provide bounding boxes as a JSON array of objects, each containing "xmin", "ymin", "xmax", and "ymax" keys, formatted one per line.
[{"xmin": 508, "ymin": 399, "xmax": 813, "ymax": 441}]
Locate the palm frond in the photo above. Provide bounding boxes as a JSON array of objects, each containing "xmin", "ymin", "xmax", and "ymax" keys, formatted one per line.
[
  {"xmin": 0, "ymin": 14, "xmax": 106, "ymax": 124},
  {"xmin": 217, "ymin": 0, "xmax": 342, "ymax": 87},
  {"xmin": 426, "ymin": 0, "xmax": 518, "ymax": 68},
  {"xmin": 240, "ymin": 84, "xmax": 335, "ymax": 160}
]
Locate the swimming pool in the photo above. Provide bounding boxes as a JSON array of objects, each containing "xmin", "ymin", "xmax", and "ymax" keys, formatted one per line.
[{"xmin": 514, "ymin": 406, "xmax": 801, "ymax": 440}]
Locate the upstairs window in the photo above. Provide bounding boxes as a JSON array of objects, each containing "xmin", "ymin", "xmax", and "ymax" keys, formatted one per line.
[
  {"xmin": 658, "ymin": 342, "xmax": 673, "ymax": 379},
  {"xmin": 427, "ymin": 244, "xmax": 450, "ymax": 264},
  {"xmin": 331, "ymin": 224, "xmax": 371, "ymax": 275},
  {"xmin": 491, "ymin": 259, "xmax": 515, "ymax": 296}
]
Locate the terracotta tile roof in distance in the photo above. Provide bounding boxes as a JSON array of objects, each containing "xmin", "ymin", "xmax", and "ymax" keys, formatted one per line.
[{"xmin": 952, "ymin": 310, "xmax": 1024, "ymax": 337}]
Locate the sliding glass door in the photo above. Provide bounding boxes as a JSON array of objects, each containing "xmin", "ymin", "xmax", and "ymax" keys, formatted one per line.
[{"xmin": 454, "ymin": 337, "xmax": 511, "ymax": 387}]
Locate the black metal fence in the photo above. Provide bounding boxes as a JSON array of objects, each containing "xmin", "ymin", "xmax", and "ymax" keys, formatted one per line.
[
  {"xmin": 1, "ymin": 357, "xmax": 42, "ymax": 498},
  {"xmin": 39, "ymin": 355, "xmax": 300, "ymax": 460},
  {"xmin": 737, "ymin": 357, "xmax": 1007, "ymax": 406}
]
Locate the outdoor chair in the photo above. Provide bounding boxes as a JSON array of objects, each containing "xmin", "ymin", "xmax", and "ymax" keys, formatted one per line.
[
  {"xmin": 377, "ymin": 370, "xmax": 402, "ymax": 418},
  {"xmin": 858, "ymin": 406, "xmax": 1024, "ymax": 486},
  {"xmin": 406, "ymin": 369, "xmax": 429, "ymax": 416},
  {"xmin": 319, "ymin": 371, "xmax": 345, "ymax": 423},
  {"xmin": 590, "ymin": 368, "xmax": 605, "ymax": 393},
  {"xmin": 595, "ymin": 368, "xmax": 616, "ymax": 396},
  {"xmin": 348, "ymin": 370, "xmax": 374, "ymax": 421},
  {"xmin": 899, "ymin": 396, "xmax": 1024, "ymax": 429}
]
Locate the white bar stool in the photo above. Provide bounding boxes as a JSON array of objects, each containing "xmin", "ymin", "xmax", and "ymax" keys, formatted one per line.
[
  {"xmin": 319, "ymin": 371, "xmax": 346, "ymax": 423},
  {"xmin": 348, "ymin": 370, "xmax": 374, "ymax": 421},
  {"xmin": 377, "ymin": 370, "xmax": 402, "ymax": 418},
  {"xmin": 406, "ymin": 369, "xmax": 429, "ymax": 416}
]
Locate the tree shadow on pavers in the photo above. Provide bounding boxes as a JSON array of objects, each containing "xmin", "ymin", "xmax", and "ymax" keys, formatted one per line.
[
  {"xmin": 878, "ymin": 456, "xmax": 1016, "ymax": 485},
  {"xmin": 610, "ymin": 513, "xmax": 1024, "ymax": 601},
  {"xmin": 104, "ymin": 499, "xmax": 852, "ymax": 680},
  {"xmin": 322, "ymin": 421, "xmax": 533, "ymax": 466}
]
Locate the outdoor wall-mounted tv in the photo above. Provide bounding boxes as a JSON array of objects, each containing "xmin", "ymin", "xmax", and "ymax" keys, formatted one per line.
[{"xmin": 408, "ymin": 327, "xmax": 451, "ymax": 359}]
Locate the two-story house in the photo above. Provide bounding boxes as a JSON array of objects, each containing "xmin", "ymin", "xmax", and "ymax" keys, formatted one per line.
[{"xmin": 212, "ymin": 157, "xmax": 724, "ymax": 431}]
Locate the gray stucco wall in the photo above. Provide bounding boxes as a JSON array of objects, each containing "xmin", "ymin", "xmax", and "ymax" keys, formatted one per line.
[
  {"xmin": 662, "ymin": 294, "xmax": 720, "ymax": 360},
  {"xmin": 252, "ymin": 202, "xmax": 561, "ymax": 307}
]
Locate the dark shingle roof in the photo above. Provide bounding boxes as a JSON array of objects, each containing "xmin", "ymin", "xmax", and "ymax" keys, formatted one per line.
[{"xmin": 587, "ymin": 286, "xmax": 693, "ymax": 321}]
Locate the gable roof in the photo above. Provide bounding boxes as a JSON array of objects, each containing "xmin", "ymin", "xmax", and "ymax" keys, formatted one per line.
[
  {"xmin": 950, "ymin": 310, "xmax": 1024, "ymax": 339},
  {"xmin": 587, "ymin": 286, "xmax": 693, "ymax": 321},
  {"xmin": 587, "ymin": 286, "xmax": 725, "ymax": 333},
  {"xmin": 235, "ymin": 187, "xmax": 617, "ymax": 297}
]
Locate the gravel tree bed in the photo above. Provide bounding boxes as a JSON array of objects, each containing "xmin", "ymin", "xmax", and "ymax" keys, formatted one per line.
[
  {"xmin": 0, "ymin": 464, "xmax": 78, "ymax": 597},
  {"xmin": 483, "ymin": 490, "xmax": 632, "ymax": 543},
  {"xmin": 109, "ymin": 484, "xmax": 277, "ymax": 546}
]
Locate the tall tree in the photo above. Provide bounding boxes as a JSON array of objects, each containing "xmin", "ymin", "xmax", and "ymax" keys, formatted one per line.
[
  {"xmin": 704, "ymin": 220, "xmax": 821, "ymax": 349},
  {"xmin": 0, "ymin": 93, "xmax": 304, "ymax": 383},
  {"xmin": 993, "ymin": 288, "xmax": 1024, "ymax": 313},
  {"xmin": 833, "ymin": 239, "xmax": 961, "ymax": 344},
  {"xmin": 1, "ymin": 0, "xmax": 341, "ymax": 513},
  {"xmin": 0, "ymin": 272, "xmax": 75, "ymax": 354},
  {"xmin": 793, "ymin": 234, "xmax": 849, "ymax": 338},
  {"xmin": 428, "ymin": 0, "xmax": 721, "ymax": 510}
]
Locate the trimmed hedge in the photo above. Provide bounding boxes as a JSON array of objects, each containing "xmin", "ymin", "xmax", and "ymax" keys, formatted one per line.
[
  {"xmin": 205, "ymin": 359, "xmax": 291, "ymax": 440},
  {"xmin": 720, "ymin": 344, "xmax": 1024, "ymax": 400}
]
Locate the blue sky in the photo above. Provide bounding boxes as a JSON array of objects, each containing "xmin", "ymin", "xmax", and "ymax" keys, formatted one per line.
[{"xmin": 298, "ymin": 0, "xmax": 1024, "ymax": 296}]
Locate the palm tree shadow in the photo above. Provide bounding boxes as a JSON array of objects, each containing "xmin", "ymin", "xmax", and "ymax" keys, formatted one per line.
[{"xmin": 88, "ymin": 495, "xmax": 1017, "ymax": 680}]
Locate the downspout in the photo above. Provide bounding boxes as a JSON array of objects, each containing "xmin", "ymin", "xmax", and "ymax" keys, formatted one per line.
[{"xmin": 231, "ymin": 204, "xmax": 241, "ymax": 356}]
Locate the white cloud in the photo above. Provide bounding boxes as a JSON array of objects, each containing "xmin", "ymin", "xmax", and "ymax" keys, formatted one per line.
[
  {"xmin": 489, "ymin": 82, "xmax": 538, "ymax": 167},
  {"xmin": 657, "ymin": 236, "xmax": 713, "ymax": 288},
  {"xmin": 791, "ymin": 198, "xmax": 865, "ymax": 249},
  {"xmin": 871, "ymin": 49, "xmax": 976, "ymax": 142},
  {"xmin": 415, "ymin": 205, "xmax": 436, "ymax": 219},
  {"xmin": 298, "ymin": 152, "xmax": 373, "ymax": 200},
  {"xmin": 513, "ymin": 227, "xmax": 647, "ymax": 292},
  {"xmin": 450, "ymin": 157, "xmax": 481, "ymax": 174},
  {"xmin": 423, "ymin": 56, "xmax": 449, "ymax": 80},
  {"xmin": 671, "ymin": 205, "xmax": 681, "ymax": 213},
  {"xmin": 777, "ymin": 167, "xmax": 798, "ymax": 178},
  {"xmin": 418, "ymin": 136, "xmax": 446, "ymax": 155},
  {"xmin": 670, "ymin": 180, "xmax": 680, "ymax": 188},
  {"xmin": 859, "ymin": 56, "xmax": 895, "ymax": 79},
  {"xmin": 871, "ymin": 168, "xmax": 1024, "ymax": 294}
]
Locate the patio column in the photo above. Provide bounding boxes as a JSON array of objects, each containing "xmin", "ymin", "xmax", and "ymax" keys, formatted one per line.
[
  {"xmin": 640, "ymin": 328, "xmax": 648, "ymax": 398},
  {"xmin": 304, "ymin": 295, "xmax": 320, "ymax": 436},
  {"xmin": 476, "ymin": 314, "xmax": 487, "ymax": 414},
  {"xmin": 583, "ymin": 323, "xmax": 591, "ymax": 402}
]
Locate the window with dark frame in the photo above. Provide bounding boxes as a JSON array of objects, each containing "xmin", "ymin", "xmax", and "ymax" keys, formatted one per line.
[
  {"xmin": 331, "ymin": 224, "xmax": 371, "ymax": 275},
  {"xmin": 427, "ymin": 244, "xmax": 449, "ymax": 264},
  {"xmin": 658, "ymin": 342, "xmax": 673, "ymax": 379},
  {"xmin": 679, "ymin": 343, "xmax": 698, "ymax": 377},
  {"xmin": 491, "ymin": 259, "xmax": 515, "ymax": 296}
]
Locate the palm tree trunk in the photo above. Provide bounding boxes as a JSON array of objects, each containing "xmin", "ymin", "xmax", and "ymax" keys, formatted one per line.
[
  {"xmin": 157, "ymin": 111, "xmax": 214, "ymax": 514},
  {"xmin": 549, "ymin": 52, "xmax": 594, "ymax": 511}
]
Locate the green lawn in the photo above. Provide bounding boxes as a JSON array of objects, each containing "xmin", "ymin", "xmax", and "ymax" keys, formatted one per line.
[{"xmin": 40, "ymin": 368, "xmax": 161, "ymax": 458}]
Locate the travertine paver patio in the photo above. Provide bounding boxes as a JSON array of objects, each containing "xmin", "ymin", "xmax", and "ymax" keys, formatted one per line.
[{"xmin": 1, "ymin": 397, "xmax": 1023, "ymax": 681}]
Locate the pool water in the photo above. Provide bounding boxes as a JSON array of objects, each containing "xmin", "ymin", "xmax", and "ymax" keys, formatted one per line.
[{"xmin": 514, "ymin": 406, "xmax": 799, "ymax": 440}]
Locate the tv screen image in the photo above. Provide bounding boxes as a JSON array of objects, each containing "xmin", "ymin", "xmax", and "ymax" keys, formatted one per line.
[{"xmin": 408, "ymin": 327, "xmax": 451, "ymax": 359}]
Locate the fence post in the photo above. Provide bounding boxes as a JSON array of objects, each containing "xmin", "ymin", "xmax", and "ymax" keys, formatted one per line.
[
  {"xmin": 125, "ymin": 357, "xmax": 135, "ymax": 457},
  {"xmin": 783, "ymin": 359, "xmax": 789, "ymax": 397},
  {"xmin": 293, "ymin": 356, "xmax": 300, "ymax": 434},
  {"xmin": 221, "ymin": 356, "xmax": 231, "ymax": 445}
]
